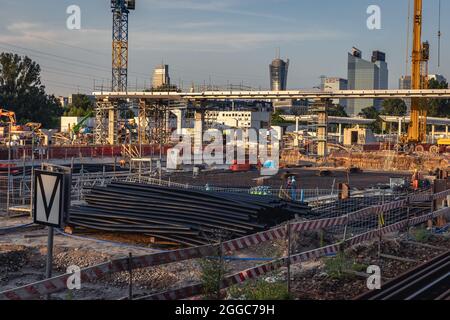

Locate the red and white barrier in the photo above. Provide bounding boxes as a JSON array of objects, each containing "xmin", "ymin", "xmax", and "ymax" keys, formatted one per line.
[{"xmin": 1, "ymin": 189, "xmax": 447, "ymax": 301}]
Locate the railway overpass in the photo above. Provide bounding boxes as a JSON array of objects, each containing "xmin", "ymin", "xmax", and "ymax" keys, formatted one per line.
[
  {"xmin": 93, "ymin": 89, "xmax": 450, "ymax": 100},
  {"xmin": 92, "ymin": 89, "xmax": 450, "ymax": 145}
]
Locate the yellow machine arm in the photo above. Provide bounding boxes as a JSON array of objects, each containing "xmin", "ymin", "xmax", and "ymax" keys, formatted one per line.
[
  {"xmin": 407, "ymin": 0, "xmax": 430, "ymax": 143},
  {"xmin": 0, "ymin": 108, "xmax": 17, "ymax": 125}
]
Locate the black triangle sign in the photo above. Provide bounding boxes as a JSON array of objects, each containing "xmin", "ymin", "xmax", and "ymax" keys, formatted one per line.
[{"xmin": 37, "ymin": 174, "xmax": 61, "ymax": 221}]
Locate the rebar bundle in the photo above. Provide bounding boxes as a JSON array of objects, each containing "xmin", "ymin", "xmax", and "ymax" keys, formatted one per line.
[{"xmin": 68, "ymin": 181, "xmax": 311, "ymax": 246}]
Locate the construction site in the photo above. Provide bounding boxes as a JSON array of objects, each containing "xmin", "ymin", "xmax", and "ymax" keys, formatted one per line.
[{"xmin": 0, "ymin": 0, "xmax": 449, "ymax": 302}]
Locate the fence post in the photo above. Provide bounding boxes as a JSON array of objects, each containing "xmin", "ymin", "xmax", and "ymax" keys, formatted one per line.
[
  {"xmin": 405, "ymin": 193, "xmax": 411, "ymax": 236},
  {"xmin": 286, "ymin": 221, "xmax": 292, "ymax": 296},
  {"xmin": 428, "ymin": 185, "xmax": 436, "ymax": 232},
  {"xmin": 217, "ymin": 237, "xmax": 224, "ymax": 300},
  {"xmin": 377, "ymin": 191, "xmax": 385, "ymax": 258},
  {"xmin": 128, "ymin": 252, "xmax": 133, "ymax": 300}
]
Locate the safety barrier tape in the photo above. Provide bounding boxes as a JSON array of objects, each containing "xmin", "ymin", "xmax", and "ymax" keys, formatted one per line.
[
  {"xmin": 140, "ymin": 208, "xmax": 449, "ymax": 301},
  {"xmin": 433, "ymin": 189, "xmax": 450, "ymax": 200},
  {"xmin": 222, "ymin": 227, "xmax": 285, "ymax": 252},
  {"xmin": 141, "ymin": 244, "xmax": 340, "ymax": 300},
  {"xmin": 0, "ymin": 259, "xmax": 128, "ymax": 300},
  {"xmin": 1, "ymin": 190, "xmax": 447, "ymax": 300},
  {"xmin": 409, "ymin": 193, "xmax": 432, "ymax": 202}
]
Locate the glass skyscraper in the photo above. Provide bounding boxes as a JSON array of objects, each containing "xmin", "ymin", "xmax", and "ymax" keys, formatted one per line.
[
  {"xmin": 270, "ymin": 58, "xmax": 289, "ymax": 91},
  {"xmin": 347, "ymin": 48, "xmax": 388, "ymax": 116}
]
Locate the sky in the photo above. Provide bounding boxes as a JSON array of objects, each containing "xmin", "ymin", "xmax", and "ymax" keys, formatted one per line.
[{"xmin": 0, "ymin": 0, "xmax": 448, "ymax": 96}]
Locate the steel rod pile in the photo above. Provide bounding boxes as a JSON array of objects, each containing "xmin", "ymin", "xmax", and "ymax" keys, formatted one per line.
[{"xmin": 68, "ymin": 181, "xmax": 311, "ymax": 246}]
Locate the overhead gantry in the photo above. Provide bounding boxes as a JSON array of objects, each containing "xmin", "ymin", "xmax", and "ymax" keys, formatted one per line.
[{"xmin": 93, "ymin": 89, "xmax": 450, "ymax": 146}]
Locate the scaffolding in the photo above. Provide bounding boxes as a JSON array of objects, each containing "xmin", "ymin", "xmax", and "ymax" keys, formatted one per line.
[{"xmin": 307, "ymin": 99, "xmax": 332, "ymax": 158}]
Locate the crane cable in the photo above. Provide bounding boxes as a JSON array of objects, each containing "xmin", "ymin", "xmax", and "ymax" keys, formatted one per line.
[
  {"xmin": 406, "ymin": 0, "xmax": 411, "ymax": 77},
  {"xmin": 438, "ymin": 0, "xmax": 442, "ymax": 69}
]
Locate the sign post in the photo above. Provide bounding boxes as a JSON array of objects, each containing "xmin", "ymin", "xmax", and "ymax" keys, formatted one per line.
[{"xmin": 33, "ymin": 166, "xmax": 71, "ymax": 299}]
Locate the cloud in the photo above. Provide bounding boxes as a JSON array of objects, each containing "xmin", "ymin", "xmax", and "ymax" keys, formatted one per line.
[
  {"xmin": 1, "ymin": 21, "xmax": 347, "ymax": 53},
  {"xmin": 146, "ymin": 0, "xmax": 295, "ymax": 22}
]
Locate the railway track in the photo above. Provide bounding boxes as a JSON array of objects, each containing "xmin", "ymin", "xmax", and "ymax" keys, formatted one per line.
[{"xmin": 357, "ymin": 250, "xmax": 450, "ymax": 300}]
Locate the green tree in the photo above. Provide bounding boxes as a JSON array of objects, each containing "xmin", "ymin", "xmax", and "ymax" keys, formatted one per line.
[
  {"xmin": 328, "ymin": 104, "xmax": 348, "ymax": 117},
  {"xmin": 427, "ymin": 79, "xmax": 450, "ymax": 117},
  {"xmin": 358, "ymin": 106, "xmax": 382, "ymax": 133},
  {"xmin": 0, "ymin": 53, "xmax": 62, "ymax": 128},
  {"xmin": 64, "ymin": 94, "xmax": 94, "ymax": 117},
  {"xmin": 381, "ymin": 99, "xmax": 407, "ymax": 116},
  {"xmin": 271, "ymin": 110, "xmax": 291, "ymax": 126}
]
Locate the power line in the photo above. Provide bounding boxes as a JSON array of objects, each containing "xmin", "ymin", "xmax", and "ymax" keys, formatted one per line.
[{"xmin": 0, "ymin": 41, "xmax": 149, "ymax": 79}]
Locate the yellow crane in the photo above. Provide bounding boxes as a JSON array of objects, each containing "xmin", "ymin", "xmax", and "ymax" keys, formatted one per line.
[{"xmin": 407, "ymin": 0, "xmax": 430, "ymax": 144}]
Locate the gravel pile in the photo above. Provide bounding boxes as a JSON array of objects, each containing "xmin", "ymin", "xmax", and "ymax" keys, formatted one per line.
[
  {"xmin": 53, "ymin": 248, "xmax": 111, "ymax": 271},
  {"xmin": 0, "ymin": 245, "xmax": 31, "ymax": 282},
  {"xmin": 0, "ymin": 246, "xmax": 30, "ymax": 273}
]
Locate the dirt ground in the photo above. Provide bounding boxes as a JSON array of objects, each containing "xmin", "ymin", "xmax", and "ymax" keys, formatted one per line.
[
  {"xmin": 0, "ymin": 214, "xmax": 269, "ymax": 300},
  {"xmin": 1, "ymin": 211, "xmax": 448, "ymax": 300},
  {"xmin": 289, "ymin": 232, "xmax": 450, "ymax": 300}
]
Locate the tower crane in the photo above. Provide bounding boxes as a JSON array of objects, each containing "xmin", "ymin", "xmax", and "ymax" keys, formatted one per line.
[
  {"xmin": 407, "ymin": 0, "xmax": 430, "ymax": 144},
  {"xmin": 111, "ymin": 0, "xmax": 135, "ymax": 92}
]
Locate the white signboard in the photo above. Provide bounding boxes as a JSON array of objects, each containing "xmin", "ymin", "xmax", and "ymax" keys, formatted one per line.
[{"xmin": 33, "ymin": 170, "xmax": 64, "ymax": 227}]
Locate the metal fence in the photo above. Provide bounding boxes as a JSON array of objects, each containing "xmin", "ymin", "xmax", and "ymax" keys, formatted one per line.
[
  {"xmin": 0, "ymin": 167, "xmax": 430, "ymax": 226},
  {"xmin": 1, "ymin": 186, "xmax": 447, "ymax": 301}
]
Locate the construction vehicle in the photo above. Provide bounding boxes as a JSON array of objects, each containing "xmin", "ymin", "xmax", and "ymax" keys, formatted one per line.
[
  {"xmin": 0, "ymin": 108, "xmax": 17, "ymax": 125},
  {"xmin": 405, "ymin": 0, "xmax": 430, "ymax": 145},
  {"xmin": 71, "ymin": 111, "xmax": 93, "ymax": 136},
  {"xmin": 0, "ymin": 108, "xmax": 17, "ymax": 144}
]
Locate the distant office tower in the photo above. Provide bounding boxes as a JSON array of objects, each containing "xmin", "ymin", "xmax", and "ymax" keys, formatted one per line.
[
  {"xmin": 347, "ymin": 48, "xmax": 389, "ymax": 116},
  {"xmin": 428, "ymin": 74, "xmax": 447, "ymax": 84},
  {"xmin": 324, "ymin": 77, "xmax": 348, "ymax": 108},
  {"xmin": 401, "ymin": 74, "xmax": 447, "ymax": 88},
  {"xmin": 399, "ymin": 76, "xmax": 412, "ymax": 89},
  {"xmin": 270, "ymin": 57, "xmax": 289, "ymax": 91},
  {"xmin": 399, "ymin": 76, "xmax": 412, "ymax": 113},
  {"xmin": 152, "ymin": 64, "xmax": 170, "ymax": 89}
]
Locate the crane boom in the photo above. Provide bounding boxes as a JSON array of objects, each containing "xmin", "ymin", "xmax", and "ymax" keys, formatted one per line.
[
  {"xmin": 407, "ymin": 0, "xmax": 429, "ymax": 143},
  {"xmin": 0, "ymin": 108, "xmax": 17, "ymax": 125}
]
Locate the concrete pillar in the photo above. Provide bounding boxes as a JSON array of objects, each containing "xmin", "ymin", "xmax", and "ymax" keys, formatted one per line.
[
  {"xmin": 295, "ymin": 117, "xmax": 299, "ymax": 132},
  {"xmin": 398, "ymin": 118, "xmax": 402, "ymax": 137},
  {"xmin": 108, "ymin": 108, "xmax": 118, "ymax": 145},
  {"xmin": 446, "ymin": 126, "xmax": 448, "ymax": 137},
  {"xmin": 194, "ymin": 110, "xmax": 204, "ymax": 164},
  {"xmin": 338, "ymin": 123, "xmax": 343, "ymax": 144},
  {"xmin": 170, "ymin": 109, "xmax": 185, "ymax": 134}
]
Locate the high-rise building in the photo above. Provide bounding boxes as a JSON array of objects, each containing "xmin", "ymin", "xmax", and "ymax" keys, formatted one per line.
[
  {"xmin": 152, "ymin": 64, "xmax": 170, "ymax": 89},
  {"xmin": 270, "ymin": 57, "xmax": 289, "ymax": 91},
  {"xmin": 399, "ymin": 76, "xmax": 412, "ymax": 89},
  {"xmin": 347, "ymin": 48, "xmax": 389, "ymax": 116},
  {"xmin": 400, "ymin": 74, "xmax": 447, "ymax": 89},
  {"xmin": 399, "ymin": 75, "xmax": 412, "ymax": 113},
  {"xmin": 428, "ymin": 74, "xmax": 447, "ymax": 84},
  {"xmin": 324, "ymin": 77, "xmax": 348, "ymax": 108}
]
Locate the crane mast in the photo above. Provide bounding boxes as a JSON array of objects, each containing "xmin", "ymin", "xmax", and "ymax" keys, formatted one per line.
[{"xmin": 407, "ymin": 0, "xmax": 430, "ymax": 143}]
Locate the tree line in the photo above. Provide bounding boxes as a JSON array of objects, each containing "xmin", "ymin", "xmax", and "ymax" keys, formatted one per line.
[{"xmin": 0, "ymin": 52, "xmax": 94, "ymax": 128}]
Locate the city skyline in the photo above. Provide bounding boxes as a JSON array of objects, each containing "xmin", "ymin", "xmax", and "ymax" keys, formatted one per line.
[{"xmin": 0, "ymin": 0, "xmax": 448, "ymax": 95}]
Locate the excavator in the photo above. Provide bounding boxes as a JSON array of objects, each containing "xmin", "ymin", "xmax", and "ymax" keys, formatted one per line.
[
  {"xmin": 0, "ymin": 108, "xmax": 17, "ymax": 128},
  {"xmin": 1, "ymin": 108, "xmax": 45, "ymax": 145},
  {"xmin": 0, "ymin": 108, "xmax": 18, "ymax": 142}
]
